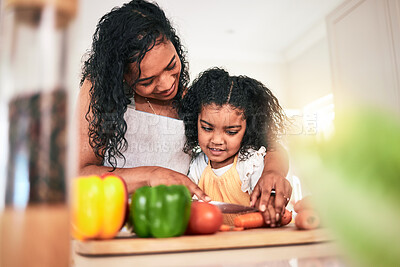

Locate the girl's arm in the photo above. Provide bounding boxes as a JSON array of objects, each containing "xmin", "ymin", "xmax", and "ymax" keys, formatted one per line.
[
  {"xmin": 250, "ymin": 143, "xmax": 292, "ymax": 227},
  {"xmin": 77, "ymin": 79, "xmax": 209, "ymax": 200}
]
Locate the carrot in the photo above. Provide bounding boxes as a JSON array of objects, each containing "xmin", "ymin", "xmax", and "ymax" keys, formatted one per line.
[
  {"xmin": 280, "ymin": 209, "xmax": 292, "ymax": 226},
  {"xmin": 219, "ymin": 224, "xmax": 232, "ymax": 232},
  {"xmin": 234, "ymin": 212, "xmax": 265, "ymax": 229},
  {"xmin": 295, "ymin": 209, "xmax": 320, "ymax": 230},
  {"xmin": 219, "ymin": 224, "xmax": 244, "ymax": 231},
  {"xmin": 294, "ymin": 196, "xmax": 314, "ymax": 213}
]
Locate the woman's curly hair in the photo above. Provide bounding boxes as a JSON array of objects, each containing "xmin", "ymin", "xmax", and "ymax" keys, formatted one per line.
[
  {"xmin": 81, "ymin": 0, "xmax": 189, "ymax": 169},
  {"xmin": 179, "ymin": 67, "xmax": 286, "ymax": 160}
]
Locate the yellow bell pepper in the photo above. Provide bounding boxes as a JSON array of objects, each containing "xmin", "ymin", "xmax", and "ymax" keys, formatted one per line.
[{"xmin": 71, "ymin": 173, "xmax": 128, "ymax": 240}]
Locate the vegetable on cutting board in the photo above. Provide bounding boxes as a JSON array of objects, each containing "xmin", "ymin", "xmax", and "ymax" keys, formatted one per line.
[
  {"xmin": 294, "ymin": 195, "xmax": 314, "ymax": 213},
  {"xmin": 71, "ymin": 173, "xmax": 128, "ymax": 241},
  {"xmin": 295, "ymin": 209, "xmax": 320, "ymax": 230},
  {"xmin": 281, "ymin": 209, "xmax": 293, "ymax": 225},
  {"xmin": 186, "ymin": 201, "xmax": 223, "ymax": 235},
  {"xmin": 234, "ymin": 212, "xmax": 265, "ymax": 229},
  {"xmin": 234, "ymin": 209, "xmax": 292, "ymax": 229},
  {"xmin": 128, "ymin": 184, "xmax": 192, "ymax": 238},
  {"xmin": 219, "ymin": 224, "xmax": 244, "ymax": 231},
  {"xmin": 293, "ymin": 196, "xmax": 320, "ymax": 230}
]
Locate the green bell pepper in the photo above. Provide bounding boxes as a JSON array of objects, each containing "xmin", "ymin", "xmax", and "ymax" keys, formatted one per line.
[{"xmin": 128, "ymin": 184, "xmax": 192, "ymax": 238}]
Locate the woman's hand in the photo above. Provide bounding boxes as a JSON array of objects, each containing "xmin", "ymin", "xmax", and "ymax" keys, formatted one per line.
[
  {"xmin": 147, "ymin": 167, "xmax": 211, "ymax": 202},
  {"xmin": 250, "ymin": 143, "xmax": 291, "ymax": 227},
  {"xmin": 250, "ymin": 170, "xmax": 292, "ymax": 227}
]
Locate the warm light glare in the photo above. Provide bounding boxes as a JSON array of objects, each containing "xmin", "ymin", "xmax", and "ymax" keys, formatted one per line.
[{"xmin": 284, "ymin": 94, "xmax": 335, "ymax": 138}]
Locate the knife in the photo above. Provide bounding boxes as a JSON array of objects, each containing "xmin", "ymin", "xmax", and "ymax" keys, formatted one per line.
[
  {"xmin": 193, "ymin": 200, "xmax": 259, "ymax": 214},
  {"xmin": 208, "ymin": 201, "xmax": 259, "ymax": 214},
  {"xmin": 194, "ymin": 189, "xmax": 276, "ymax": 214}
]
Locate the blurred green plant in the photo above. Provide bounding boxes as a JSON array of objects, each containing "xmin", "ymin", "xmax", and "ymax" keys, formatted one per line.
[{"xmin": 289, "ymin": 106, "xmax": 400, "ymax": 267}]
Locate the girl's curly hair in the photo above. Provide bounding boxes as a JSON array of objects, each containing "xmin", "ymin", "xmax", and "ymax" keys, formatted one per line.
[
  {"xmin": 179, "ymin": 67, "xmax": 286, "ymax": 160},
  {"xmin": 81, "ymin": 0, "xmax": 189, "ymax": 169}
]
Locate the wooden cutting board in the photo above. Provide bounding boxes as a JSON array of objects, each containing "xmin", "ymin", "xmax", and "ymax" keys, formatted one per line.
[{"xmin": 74, "ymin": 224, "xmax": 333, "ymax": 256}]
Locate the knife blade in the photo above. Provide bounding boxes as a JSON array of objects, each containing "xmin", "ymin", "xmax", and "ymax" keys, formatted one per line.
[
  {"xmin": 208, "ymin": 201, "xmax": 259, "ymax": 214},
  {"xmin": 193, "ymin": 199, "xmax": 259, "ymax": 214},
  {"xmin": 193, "ymin": 189, "xmax": 276, "ymax": 214}
]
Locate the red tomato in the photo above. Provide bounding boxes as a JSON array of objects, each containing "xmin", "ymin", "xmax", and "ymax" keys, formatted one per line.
[{"xmin": 186, "ymin": 202, "xmax": 223, "ymax": 235}]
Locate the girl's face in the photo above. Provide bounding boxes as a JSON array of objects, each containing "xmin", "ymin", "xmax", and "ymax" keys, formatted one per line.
[
  {"xmin": 124, "ymin": 40, "xmax": 181, "ymax": 101},
  {"xmin": 198, "ymin": 104, "xmax": 246, "ymax": 169}
]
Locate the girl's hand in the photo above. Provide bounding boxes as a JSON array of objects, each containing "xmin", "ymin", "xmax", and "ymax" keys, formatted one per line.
[
  {"xmin": 147, "ymin": 167, "xmax": 211, "ymax": 202},
  {"xmin": 250, "ymin": 170, "xmax": 292, "ymax": 227}
]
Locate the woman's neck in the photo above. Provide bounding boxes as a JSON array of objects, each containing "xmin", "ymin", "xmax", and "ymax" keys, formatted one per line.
[{"xmin": 134, "ymin": 94, "xmax": 178, "ymax": 119}]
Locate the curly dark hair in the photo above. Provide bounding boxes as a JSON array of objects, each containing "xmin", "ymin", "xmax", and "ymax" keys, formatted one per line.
[
  {"xmin": 80, "ymin": 0, "xmax": 189, "ymax": 168},
  {"xmin": 179, "ymin": 67, "xmax": 286, "ymax": 160}
]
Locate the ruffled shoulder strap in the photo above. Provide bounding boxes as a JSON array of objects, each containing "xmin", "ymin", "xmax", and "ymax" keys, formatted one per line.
[
  {"xmin": 237, "ymin": 146, "xmax": 266, "ymax": 194},
  {"xmin": 188, "ymin": 152, "xmax": 208, "ymax": 184}
]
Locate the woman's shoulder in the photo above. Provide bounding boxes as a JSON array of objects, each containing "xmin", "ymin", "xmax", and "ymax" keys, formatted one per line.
[
  {"xmin": 78, "ymin": 78, "xmax": 93, "ymax": 100},
  {"xmin": 80, "ymin": 77, "xmax": 93, "ymax": 89},
  {"xmin": 78, "ymin": 78, "xmax": 93, "ymax": 116}
]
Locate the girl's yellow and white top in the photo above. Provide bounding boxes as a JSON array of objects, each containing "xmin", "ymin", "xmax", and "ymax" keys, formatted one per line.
[{"xmin": 188, "ymin": 147, "xmax": 266, "ymax": 225}]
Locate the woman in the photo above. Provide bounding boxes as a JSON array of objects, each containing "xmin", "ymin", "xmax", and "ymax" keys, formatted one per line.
[{"xmin": 77, "ymin": 0, "xmax": 291, "ymax": 226}]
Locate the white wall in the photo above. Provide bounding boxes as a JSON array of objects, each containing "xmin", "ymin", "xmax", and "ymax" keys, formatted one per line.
[
  {"xmin": 327, "ymin": 0, "xmax": 400, "ymax": 114},
  {"xmin": 286, "ymin": 38, "xmax": 333, "ymax": 109},
  {"xmin": 66, "ymin": 1, "xmax": 122, "ymax": 101},
  {"xmin": 283, "ymin": 22, "xmax": 333, "ymax": 109}
]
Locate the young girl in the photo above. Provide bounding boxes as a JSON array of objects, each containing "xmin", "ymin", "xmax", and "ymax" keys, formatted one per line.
[{"xmin": 180, "ymin": 67, "xmax": 287, "ymax": 225}]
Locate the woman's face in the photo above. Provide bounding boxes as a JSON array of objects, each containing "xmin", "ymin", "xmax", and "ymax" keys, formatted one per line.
[
  {"xmin": 125, "ymin": 40, "xmax": 181, "ymax": 101},
  {"xmin": 197, "ymin": 104, "xmax": 247, "ymax": 169}
]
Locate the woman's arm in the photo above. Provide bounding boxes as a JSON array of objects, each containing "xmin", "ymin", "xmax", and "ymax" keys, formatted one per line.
[
  {"xmin": 77, "ymin": 79, "xmax": 209, "ymax": 200},
  {"xmin": 250, "ymin": 143, "xmax": 292, "ymax": 227}
]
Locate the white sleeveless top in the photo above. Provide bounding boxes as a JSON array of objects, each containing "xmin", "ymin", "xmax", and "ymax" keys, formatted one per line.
[{"xmin": 103, "ymin": 104, "xmax": 191, "ymax": 175}]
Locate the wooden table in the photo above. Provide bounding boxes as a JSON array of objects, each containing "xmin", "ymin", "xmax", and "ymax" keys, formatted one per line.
[{"xmin": 71, "ymin": 225, "xmax": 348, "ymax": 267}]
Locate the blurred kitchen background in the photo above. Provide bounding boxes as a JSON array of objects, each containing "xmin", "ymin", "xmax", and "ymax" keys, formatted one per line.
[{"xmin": 1, "ymin": 0, "xmax": 399, "ymax": 209}]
